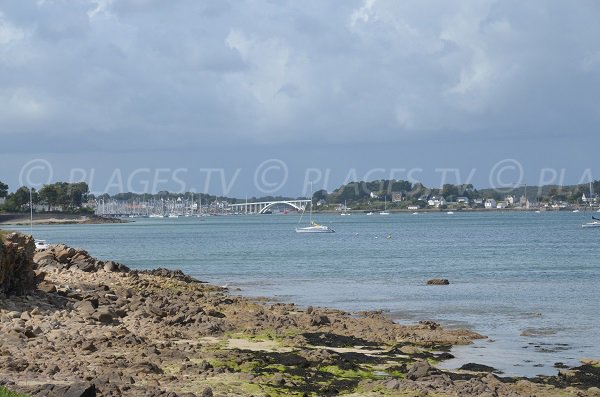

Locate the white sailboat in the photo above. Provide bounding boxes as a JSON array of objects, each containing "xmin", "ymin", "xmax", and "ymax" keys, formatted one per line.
[
  {"xmin": 581, "ymin": 182, "xmax": 599, "ymax": 227},
  {"xmin": 340, "ymin": 200, "xmax": 351, "ymax": 216},
  {"xmin": 296, "ymin": 186, "xmax": 335, "ymax": 233},
  {"xmin": 379, "ymin": 196, "xmax": 390, "ymax": 215}
]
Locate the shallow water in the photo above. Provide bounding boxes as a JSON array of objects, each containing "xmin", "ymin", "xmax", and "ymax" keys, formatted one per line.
[{"xmin": 11, "ymin": 211, "xmax": 600, "ymax": 377}]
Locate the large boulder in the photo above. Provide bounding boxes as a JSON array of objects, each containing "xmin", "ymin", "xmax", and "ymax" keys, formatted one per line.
[
  {"xmin": 0, "ymin": 232, "xmax": 37, "ymax": 295},
  {"xmin": 407, "ymin": 361, "xmax": 432, "ymax": 380}
]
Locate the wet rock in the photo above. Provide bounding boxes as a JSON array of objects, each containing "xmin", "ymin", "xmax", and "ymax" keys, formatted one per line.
[
  {"xmin": 419, "ymin": 320, "xmax": 441, "ymax": 329},
  {"xmin": 459, "ymin": 362, "xmax": 497, "ymax": 373},
  {"xmin": 426, "ymin": 278, "xmax": 449, "ymax": 285}
]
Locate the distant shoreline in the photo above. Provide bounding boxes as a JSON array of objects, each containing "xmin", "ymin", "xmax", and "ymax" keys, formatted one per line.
[
  {"xmin": 316, "ymin": 207, "xmax": 592, "ymax": 214},
  {"xmin": 0, "ymin": 213, "xmax": 128, "ymax": 225}
]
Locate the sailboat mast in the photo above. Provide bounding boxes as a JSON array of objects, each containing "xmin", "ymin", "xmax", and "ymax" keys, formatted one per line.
[
  {"xmin": 29, "ymin": 187, "xmax": 33, "ymax": 236},
  {"xmin": 309, "ymin": 183, "xmax": 313, "ymax": 224}
]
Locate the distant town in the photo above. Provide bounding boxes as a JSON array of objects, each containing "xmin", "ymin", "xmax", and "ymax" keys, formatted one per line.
[{"xmin": 0, "ymin": 179, "xmax": 598, "ymax": 217}]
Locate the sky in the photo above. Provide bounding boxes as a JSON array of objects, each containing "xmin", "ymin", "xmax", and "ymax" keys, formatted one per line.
[{"xmin": 0, "ymin": 0, "xmax": 599, "ymax": 197}]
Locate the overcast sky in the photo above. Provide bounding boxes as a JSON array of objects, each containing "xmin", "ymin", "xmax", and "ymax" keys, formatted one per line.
[{"xmin": 1, "ymin": 0, "xmax": 599, "ymax": 196}]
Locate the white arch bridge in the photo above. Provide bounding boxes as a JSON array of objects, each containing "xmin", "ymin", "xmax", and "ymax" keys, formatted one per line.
[{"xmin": 228, "ymin": 199, "xmax": 311, "ymax": 214}]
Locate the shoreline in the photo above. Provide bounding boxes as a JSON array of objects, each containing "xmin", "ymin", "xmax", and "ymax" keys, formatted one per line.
[
  {"xmin": 0, "ymin": 238, "xmax": 598, "ymax": 396},
  {"xmin": 0, "ymin": 213, "xmax": 128, "ymax": 225}
]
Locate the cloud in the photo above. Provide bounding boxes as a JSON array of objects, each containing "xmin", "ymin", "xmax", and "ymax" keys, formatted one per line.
[{"xmin": 0, "ymin": 0, "xmax": 599, "ymax": 154}]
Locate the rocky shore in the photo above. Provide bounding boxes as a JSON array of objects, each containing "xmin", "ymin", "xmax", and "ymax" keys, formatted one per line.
[{"xmin": 1, "ymin": 233, "xmax": 599, "ymax": 396}]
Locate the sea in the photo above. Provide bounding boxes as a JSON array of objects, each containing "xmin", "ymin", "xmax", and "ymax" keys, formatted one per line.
[{"xmin": 11, "ymin": 210, "xmax": 600, "ymax": 377}]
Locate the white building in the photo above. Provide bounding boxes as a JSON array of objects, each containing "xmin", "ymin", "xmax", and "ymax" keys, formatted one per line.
[
  {"xmin": 456, "ymin": 197, "xmax": 470, "ymax": 204},
  {"xmin": 496, "ymin": 201, "xmax": 507, "ymax": 209},
  {"xmin": 485, "ymin": 199, "xmax": 497, "ymax": 209},
  {"xmin": 407, "ymin": 205, "xmax": 419, "ymax": 210},
  {"xmin": 427, "ymin": 196, "xmax": 447, "ymax": 207}
]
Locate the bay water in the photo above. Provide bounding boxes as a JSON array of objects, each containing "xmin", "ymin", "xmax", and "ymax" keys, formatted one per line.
[{"xmin": 12, "ymin": 211, "xmax": 600, "ymax": 377}]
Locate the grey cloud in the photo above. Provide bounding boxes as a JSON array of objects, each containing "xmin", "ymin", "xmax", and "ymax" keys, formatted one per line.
[{"xmin": 0, "ymin": 0, "xmax": 599, "ymax": 154}]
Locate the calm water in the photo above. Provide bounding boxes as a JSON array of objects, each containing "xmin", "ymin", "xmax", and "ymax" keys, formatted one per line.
[{"xmin": 11, "ymin": 211, "xmax": 600, "ymax": 376}]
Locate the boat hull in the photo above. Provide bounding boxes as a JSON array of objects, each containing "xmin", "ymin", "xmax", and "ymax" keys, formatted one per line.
[
  {"xmin": 582, "ymin": 222, "xmax": 600, "ymax": 228},
  {"xmin": 295, "ymin": 226, "xmax": 335, "ymax": 233}
]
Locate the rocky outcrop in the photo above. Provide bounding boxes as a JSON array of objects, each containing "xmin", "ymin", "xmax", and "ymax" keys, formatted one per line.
[
  {"xmin": 0, "ymin": 232, "xmax": 36, "ymax": 295},
  {"xmin": 33, "ymin": 244, "xmax": 130, "ymax": 273},
  {"xmin": 427, "ymin": 278, "xmax": 450, "ymax": 285}
]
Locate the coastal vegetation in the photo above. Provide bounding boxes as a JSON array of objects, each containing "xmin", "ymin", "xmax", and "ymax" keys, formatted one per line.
[
  {"xmin": 0, "ymin": 386, "xmax": 28, "ymax": 397},
  {"xmin": 0, "ymin": 182, "xmax": 90, "ymax": 214},
  {"xmin": 1, "ymin": 179, "xmax": 598, "ymax": 215}
]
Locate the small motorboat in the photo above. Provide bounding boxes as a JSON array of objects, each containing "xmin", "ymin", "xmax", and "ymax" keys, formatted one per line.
[
  {"xmin": 582, "ymin": 216, "xmax": 600, "ymax": 228},
  {"xmin": 35, "ymin": 240, "xmax": 49, "ymax": 251}
]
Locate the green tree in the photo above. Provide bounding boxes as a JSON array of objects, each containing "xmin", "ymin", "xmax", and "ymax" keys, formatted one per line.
[
  {"xmin": 441, "ymin": 184, "xmax": 459, "ymax": 201},
  {"xmin": 66, "ymin": 182, "xmax": 89, "ymax": 209},
  {"xmin": 39, "ymin": 184, "xmax": 59, "ymax": 211},
  {"xmin": 12, "ymin": 186, "xmax": 31, "ymax": 208},
  {"xmin": 0, "ymin": 181, "xmax": 8, "ymax": 198},
  {"xmin": 312, "ymin": 189, "xmax": 328, "ymax": 203}
]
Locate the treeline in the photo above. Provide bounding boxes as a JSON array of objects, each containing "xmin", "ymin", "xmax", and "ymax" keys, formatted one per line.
[
  {"xmin": 0, "ymin": 182, "xmax": 90, "ymax": 213},
  {"xmin": 316, "ymin": 180, "xmax": 478, "ymax": 204},
  {"xmin": 315, "ymin": 179, "xmax": 600, "ymax": 205}
]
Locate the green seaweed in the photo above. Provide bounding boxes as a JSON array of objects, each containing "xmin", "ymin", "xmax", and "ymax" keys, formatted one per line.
[
  {"xmin": 0, "ymin": 386, "xmax": 28, "ymax": 397},
  {"xmin": 319, "ymin": 364, "xmax": 376, "ymax": 380}
]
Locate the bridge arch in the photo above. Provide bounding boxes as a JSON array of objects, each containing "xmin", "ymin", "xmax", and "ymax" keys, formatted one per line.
[{"xmin": 258, "ymin": 201, "xmax": 305, "ymax": 214}]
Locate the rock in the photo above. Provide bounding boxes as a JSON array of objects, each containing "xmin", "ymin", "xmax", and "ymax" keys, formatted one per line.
[
  {"xmin": 201, "ymin": 387, "xmax": 213, "ymax": 397},
  {"xmin": 38, "ymin": 280, "xmax": 57, "ymax": 293},
  {"xmin": 0, "ymin": 233, "xmax": 37, "ymax": 295},
  {"xmin": 129, "ymin": 361, "xmax": 163, "ymax": 374},
  {"xmin": 426, "ymin": 278, "xmax": 449, "ymax": 285},
  {"xmin": 384, "ymin": 379, "xmax": 400, "ymax": 389},
  {"xmin": 74, "ymin": 300, "xmax": 96, "ymax": 316},
  {"xmin": 55, "ymin": 247, "xmax": 76, "ymax": 264},
  {"xmin": 419, "ymin": 320, "xmax": 441, "ymax": 329},
  {"xmin": 272, "ymin": 373, "xmax": 285, "ymax": 386},
  {"xmin": 310, "ymin": 312, "xmax": 330, "ymax": 326},
  {"xmin": 407, "ymin": 361, "xmax": 432, "ymax": 380},
  {"xmin": 103, "ymin": 261, "xmax": 117, "ymax": 272},
  {"xmin": 81, "ymin": 341, "xmax": 96, "ymax": 352},
  {"xmin": 74, "ymin": 261, "xmax": 97, "ymax": 272},
  {"xmin": 63, "ymin": 382, "xmax": 97, "ymax": 397},
  {"xmin": 197, "ymin": 360, "xmax": 213, "ymax": 371},
  {"xmin": 459, "ymin": 363, "xmax": 497, "ymax": 373},
  {"xmin": 581, "ymin": 358, "xmax": 600, "ymax": 366},
  {"xmin": 93, "ymin": 308, "xmax": 114, "ymax": 324}
]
